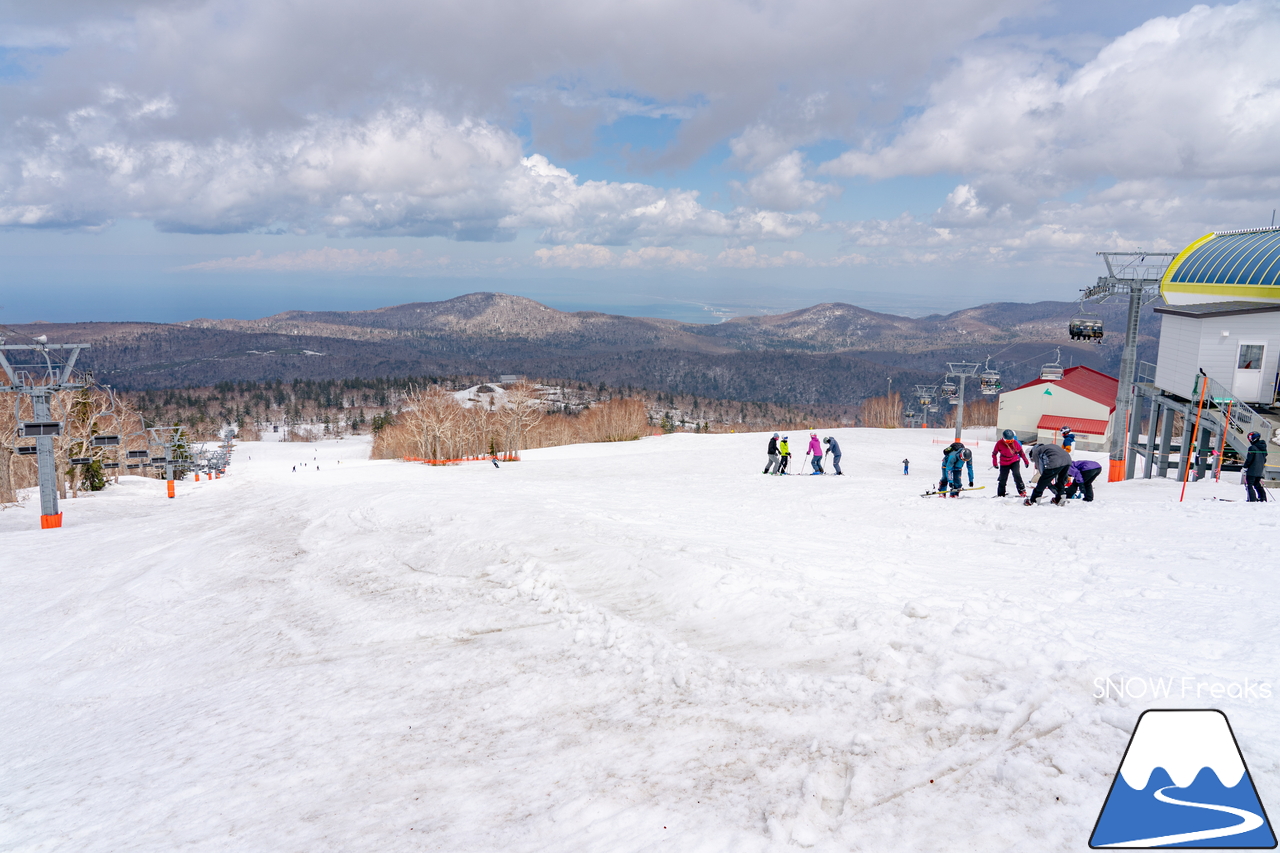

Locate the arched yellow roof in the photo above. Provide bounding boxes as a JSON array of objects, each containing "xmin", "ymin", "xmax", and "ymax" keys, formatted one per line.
[{"xmin": 1162, "ymin": 226, "xmax": 1280, "ymax": 305}]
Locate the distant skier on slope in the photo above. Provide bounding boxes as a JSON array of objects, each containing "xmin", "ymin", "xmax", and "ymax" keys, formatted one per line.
[
  {"xmin": 763, "ymin": 433, "xmax": 782, "ymax": 475},
  {"xmin": 823, "ymin": 436, "xmax": 843, "ymax": 475},
  {"xmin": 1026, "ymin": 442, "xmax": 1072, "ymax": 506},
  {"xmin": 903, "ymin": 458, "xmax": 909, "ymax": 475},
  {"xmin": 778, "ymin": 436, "xmax": 792, "ymax": 474},
  {"xmin": 991, "ymin": 430, "xmax": 1029, "ymax": 498},
  {"xmin": 1244, "ymin": 431, "xmax": 1269, "ymax": 502},
  {"xmin": 807, "ymin": 432, "xmax": 824, "ymax": 474}
]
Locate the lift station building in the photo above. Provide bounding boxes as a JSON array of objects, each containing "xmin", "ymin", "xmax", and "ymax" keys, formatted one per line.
[{"xmin": 997, "ymin": 367, "xmax": 1118, "ymax": 450}]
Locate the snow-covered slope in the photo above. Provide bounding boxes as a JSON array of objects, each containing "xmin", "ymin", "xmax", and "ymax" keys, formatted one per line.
[{"xmin": 2, "ymin": 430, "xmax": 1277, "ymax": 851}]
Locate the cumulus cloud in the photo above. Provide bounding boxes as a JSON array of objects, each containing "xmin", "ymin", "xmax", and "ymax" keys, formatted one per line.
[
  {"xmin": 533, "ymin": 243, "xmax": 707, "ymax": 269},
  {"xmin": 730, "ymin": 151, "xmax": 840, "ymax": 211},
  {"xmin": 0, "ymin": 100, "xmax": 821, "ymax": 242}
]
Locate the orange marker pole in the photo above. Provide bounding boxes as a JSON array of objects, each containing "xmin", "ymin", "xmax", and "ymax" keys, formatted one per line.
[
  {"xmin": 167, "ymin": 480, "xmax": 176, "ymax": 499},
  {"xmin": 1180, "ymin": 375, "xmax": 1209, "ymax": 502},
  {"xmin": 40, "ymin": 513, "xmax": 63, "ymax": 529}
]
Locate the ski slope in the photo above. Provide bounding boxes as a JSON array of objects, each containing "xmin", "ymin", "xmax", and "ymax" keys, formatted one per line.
[{"xmin": 2, "ymin": 429, "xmax": 1278, "ymax": 852}]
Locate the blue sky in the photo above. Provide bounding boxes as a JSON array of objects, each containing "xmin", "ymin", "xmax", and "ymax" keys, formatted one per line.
[{"xmin": 0, "ymin": 0, "xmax": 1276, "ymax": 324}]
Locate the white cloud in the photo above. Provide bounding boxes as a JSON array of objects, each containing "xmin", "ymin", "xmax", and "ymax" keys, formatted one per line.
[
  {"xmin": 715, "ymin": 246, "xmax": 812, "ymax": 268},
  {"xmin": 533, "ymin": 243, "xmax": 708, "ymax": 269},
  {"xmin": 730, "ymin": 151, "xmax": 840, "ymax": 211}
]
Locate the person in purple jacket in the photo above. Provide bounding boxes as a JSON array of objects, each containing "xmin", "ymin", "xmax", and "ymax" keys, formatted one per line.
[
  {"xmin": 807, "ymin": 432, "xmax": 824, "ymax": 474},
  {"xmin": 991, "ymin": 429, "xmax": 1029, "ymax": 498},
  {"xmin": 1064, "ymin": 458, "xmax": 1103, "ymax": 501}
]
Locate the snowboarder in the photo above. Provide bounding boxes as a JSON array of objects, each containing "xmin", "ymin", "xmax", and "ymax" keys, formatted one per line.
[
  {"xmin": 1244, "ymin": 431, "xmax": 1269, "ymax": 502},
  {"xmin": 764, "ymin": 433, "xmax": 782, "ymax": 475},
  {"xmin": 940, "ymin": 442, "xmax": 966, "ymax": 497},
  {"xmin": 1026, "ymin": 443, "xmax": 1072, "ymax": 505},
  {"xmin": 823, "ymin": 436, "xmax": 842, "ymax": 475},
  {"xmin": 778, "ymin": 436, "xmax": 792, "ymax": 474},
  {"xmin": 903, "ymin": 458, "xmax": 909, "ymax": 475},
  {"xmin": 808, "ymin": 432, "xmax": 824, "ymax": 474},
  {"xmin": 1064, "ymin": 458, "xmax": 1102, "ymax": 501},
  {"xmin": 991, "ymin": 429, "xmax": 1029, "ymax": 498},
  {"xmin": 1060, "ymin": 426, "xmax": 1076, "ymax": 453}
]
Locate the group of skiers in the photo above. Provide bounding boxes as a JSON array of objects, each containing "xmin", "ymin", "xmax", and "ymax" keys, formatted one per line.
[
  {"xmin": 760, "ymin": 423, "xmax": 1270, "ymax": 502},
  {"xmin": 940, "ymin": 426, "xmax": 1102, "ymax": 505},
  {"xmin": 764, "ymin": 432, "xmax": 843, "ymax": 475}
]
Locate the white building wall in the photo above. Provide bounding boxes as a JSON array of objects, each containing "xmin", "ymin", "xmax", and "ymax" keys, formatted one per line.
[
  {"xmin": 996, "ymin": 385, "xmax": 1112, "ymax": 442},
  {"xmin": 1155, "ymin": 311, "xmax": 1280, "ymax": 403},
  {"xmin": 1154, "ymin": 314, "xmax": 1201, "ymax": 399}
]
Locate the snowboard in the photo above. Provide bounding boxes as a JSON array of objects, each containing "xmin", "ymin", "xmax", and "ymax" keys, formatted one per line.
[{"xmin": 921, "ymin": 486, "xmax": 986, "ymax": 497}]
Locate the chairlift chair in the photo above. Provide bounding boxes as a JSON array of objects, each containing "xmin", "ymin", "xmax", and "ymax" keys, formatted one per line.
[
  {"xmin": 979, "ymin": 358, "xmax": 1001, "ymax": 395},
  {"xmin": 1068, "ymin": 304, "xmax": 1104, "ymax": 342},
  {"xmin": 1040, "ymin": 348, "xmax": 1064, "ymax": 381},
  {"xmin": 918, "ymin": 391, "xmax": 934, "ymax": 407},
  {"xmin": 941, "ymin": 380, "xmax": 959, "ymax": 404}
]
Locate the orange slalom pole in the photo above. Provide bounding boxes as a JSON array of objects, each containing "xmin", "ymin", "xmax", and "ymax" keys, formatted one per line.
[
  {"xmin": 167, "ymin": 480, "xmax": 176, "ymax": 499},
  {"xmin": 1214, "ymin": 401, "xmax": 1232, "ymax": 483},
  {"xmin": 1180, "ymin": 375, "xmax": 1209, "ymax": 502}
]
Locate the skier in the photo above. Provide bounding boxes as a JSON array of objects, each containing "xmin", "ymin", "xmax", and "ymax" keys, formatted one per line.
[
  {"xmin": 1060, "ymin": 426, "xmax": 1076, "ymax": 453},
  {"xmin": 991, "ymin": 429, "xmax": 1029, "ymax": 498},
  {"xmin": 940, "ymin": 442, "xmax": 966, "ymax": 496},
  {"xmin": 778, "ymin": 436, "xmax": 792, "ymax": 474},
  {"xmin": 823, "ymin": 436, "xmax": 843, "ymax": 475},
  {"xmin": 807, "ymin": 432, "xmax": 824, "ymax": 474},
  {"xmin": 1244, "ymin": 431, "xmax": 1269, "ymax": 502},
  {"xmin": 903, "ymin": 458, "xmax": 909, "ymax": 475},
  {"xmin": 1026, "ymin": 442, "xmax": 1072, "ymax": 505},
  {"xmin": 1064, "ymin": 458, "xmax": 1103, "ymax": 501},
  {"xmin": 763, "ymin": 433, "xmax": 782, "ymax": 475}
]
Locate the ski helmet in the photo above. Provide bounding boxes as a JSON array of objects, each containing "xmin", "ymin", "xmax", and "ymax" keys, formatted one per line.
[
  {"xmin": 1060, "ymin": 426, "xmax": 1072, "ymax": 434},
  {"xmin": 1249, "ymin": 431, "xmax": 1261, "ymax": 442},
  {"xmin": 1002, "ymin": 429, "xmax": 1016, "ymax": 440}
]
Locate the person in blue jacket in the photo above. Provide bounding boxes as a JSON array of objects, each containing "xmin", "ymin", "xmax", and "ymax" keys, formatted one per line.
[
  {"xmin": 823, "ymin": 436, "xmax": 843, "ymax": 475},
  {"xmin": 1064, "ymin": 458, "xmax": 1103, "ymax": 501},
  {"xmin": 939, "ymin": 442, "xmax": 967, "ymax": 497},
  {"xmin": 1060, "ymin": 426, "xmax": 1076, "ymax": 452}
]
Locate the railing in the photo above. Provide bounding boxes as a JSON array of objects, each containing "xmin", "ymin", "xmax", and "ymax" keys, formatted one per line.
[{"xmin": 1192, "ymin": 373, "xmax": 1274, "ymax": 456}]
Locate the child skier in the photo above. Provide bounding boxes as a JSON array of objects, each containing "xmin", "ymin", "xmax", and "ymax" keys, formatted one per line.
[
  {"xmin": 1244, "ymin": 431, "xmax": 1269, "ymax": 502},
  {"xmin": 778, "ymin": 436, "xmax": 791, "ymax": 474},
  {"xmin": 1064, "ymin": 458, "xmax": 1103, "ymax": 501},
  {"xmin": 903, "ymin": 458, "xmax": 909, "ymax": 475},
  {"xmin": 1060, "ymin": 426, "xmax": 1076, "ymax": 452}
]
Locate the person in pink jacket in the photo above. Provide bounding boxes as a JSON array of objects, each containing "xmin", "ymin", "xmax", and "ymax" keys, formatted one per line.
[
  {"xmin": 991, "ymin": 429, "xmax": 1029, "ymax": 497},
  {"xmin": 807, "ymin": 432, "xmax": 824, "ymax": 475}
]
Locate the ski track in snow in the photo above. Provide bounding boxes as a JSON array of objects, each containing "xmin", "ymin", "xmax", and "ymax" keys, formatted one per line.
[{"xmin": 1, "ymin": 429, "xmax": 1278, "ymax": 852}]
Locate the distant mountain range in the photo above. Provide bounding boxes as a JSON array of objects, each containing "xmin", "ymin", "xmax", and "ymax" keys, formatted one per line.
[{"xmin": 4, "ymin": 292, "xmax": 1160, "ymax": 405}]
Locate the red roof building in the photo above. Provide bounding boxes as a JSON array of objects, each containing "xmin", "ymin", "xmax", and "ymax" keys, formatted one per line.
[{"xmin": 997, "ymin": 366, "xmax": 1119, "ymax": 449}]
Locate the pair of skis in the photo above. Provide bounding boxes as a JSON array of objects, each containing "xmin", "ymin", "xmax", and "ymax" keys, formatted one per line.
[{"xmin": 921, "ymin": 486, "xmax": 985, "ymax": 497}]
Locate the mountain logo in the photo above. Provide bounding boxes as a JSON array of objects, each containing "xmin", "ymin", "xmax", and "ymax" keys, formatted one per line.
[{"xmin": 1090, "ymin": 709, "xmax": 1276, "ymax": 848}]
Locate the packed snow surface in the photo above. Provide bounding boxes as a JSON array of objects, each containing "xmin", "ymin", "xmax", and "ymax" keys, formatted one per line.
[{"xmin": 2, "ymin": 429, "xmax": 1279, "ymax": 851}]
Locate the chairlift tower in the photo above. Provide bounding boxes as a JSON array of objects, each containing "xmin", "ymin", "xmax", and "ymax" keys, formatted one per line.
[
  {"xmin": 945, "ymin": 363, "xmax": 980, "ymax": 441},
  {"xmin": 1082, "ymin": 252, "xmax": 1177, "ymax": 481},
  {"xmin": 0, "ymin": 338, "xmax": 90, "ymax": 528}
]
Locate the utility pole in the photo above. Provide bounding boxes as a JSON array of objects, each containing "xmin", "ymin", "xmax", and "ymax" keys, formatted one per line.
[
  {"xmin": 945, "ymin": 362, "xmax": 980, "ymax": 441},
  {"xmin": 0, "ymin": 338, "xmax": 91, "ymax": 528},
  {"xmin": 1082, "ymin": 252, "xmax": 1176, "ymax": 482}
]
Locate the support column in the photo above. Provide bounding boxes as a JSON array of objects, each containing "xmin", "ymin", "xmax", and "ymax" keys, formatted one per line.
[
  {"xmin": 31, "ymin": 390, "xmax": 61, "ymax": 527},
  {"xmin": 1125, "ymin": 394, "xmax": 1144, "ymax": 480},
  {"xmin": 1195, "ymin": 426, "xmax": 1213, "ymax": 481},
  {"xmin": 953, "ymin": 374, "xmax": 966, "ymax": 442},
  {"xmin": 1176, "ymin": 410, "xmax": 1195, "ymax": 484},
  {"xmin": 1108, "ymin": 282, "xmax": 1144, "ymax": 482},
  {"xmin": 1157, "ymin": 407, "xmax": 1177, "ymax": 477},
  {"xmin": 1143, "ymin": 404, "xmax": 1161, "ymax": 480}
]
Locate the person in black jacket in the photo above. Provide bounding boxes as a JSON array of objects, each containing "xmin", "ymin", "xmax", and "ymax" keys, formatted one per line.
[
  {"xmin": 1244, "ymin": 431, "xmax": 1269, "ymax": 502},
  {"xmin": 763, "ymin": 433, "xmax": 782, "ymax": 475},
  {"xmin": 1026, "ymin": 443, "xmax": 1072, "ymax": 506}
]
